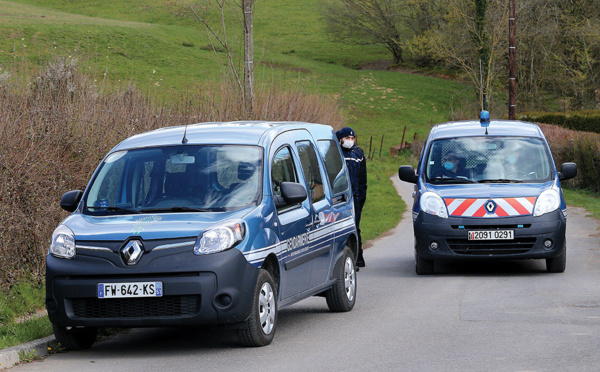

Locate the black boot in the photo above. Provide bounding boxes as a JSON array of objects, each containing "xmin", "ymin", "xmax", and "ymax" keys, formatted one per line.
[{"xmin": 356, "ymin": 249, "xmax": 366, "ymax": 267}]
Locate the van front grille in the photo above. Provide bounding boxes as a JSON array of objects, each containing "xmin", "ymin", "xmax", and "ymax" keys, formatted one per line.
[
  {"xmin": 71, "ymin": 296, "xmax": 199, "ymax": 318},
  {"xmin": 447, "ymin": 238, "xmax": 536, "ymax": 255}
]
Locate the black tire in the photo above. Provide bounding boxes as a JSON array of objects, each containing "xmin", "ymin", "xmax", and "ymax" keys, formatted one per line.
[
  {"xmin": 415, "ymin": 248, "xmax": 434, "ymax": 275},
  {"xmin": 237, "ymin": 269, "xmax": 277, "ymax": 347},
  {"xmin": 546, "ymin": 242, "xmax": 567, "ymax": 273},
  {"xmin": 326, "ymin": 247, "xmax": 357, "ymax": 312},
  {"xmin": 53, "ymin": 325, "xmax": 98, "ymax": 350}
]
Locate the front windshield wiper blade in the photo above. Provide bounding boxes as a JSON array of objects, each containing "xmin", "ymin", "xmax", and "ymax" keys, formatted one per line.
[
  {"xmin": 477, "ymin": 179, "xmax": 523, "ymax": 183},
  {"xmin": 140, "ymin": 206, "xmax": 226, "ymax": 213},
  {"xmin": 87, "ymin": 206, "xmax": 142, "ymax": 214},
  {"xmin": 430, "ymin": 176, "xmax": 476, "ymax": 184}
]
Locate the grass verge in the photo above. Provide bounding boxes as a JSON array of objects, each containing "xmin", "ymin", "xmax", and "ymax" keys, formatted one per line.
[
  {"xmin": 0, "ymin": 282, "xmax": 52, "ymax": 350},
  {"xmin": 563, "ymin": 188, "xmax": 600, "ymax": 221}
]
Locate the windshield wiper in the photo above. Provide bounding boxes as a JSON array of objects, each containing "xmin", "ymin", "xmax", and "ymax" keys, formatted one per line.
[
  {"xmin": 87, "ymin": 206, "xmax": 142, "ymax": 214},
  {"xmin": 478, "ymin": 179, "xmax": 523, "ymax": 183},
  {"xmin": 430, "ymin": 176, "xmax": 476, "ymax": 184},
  {"xmin": 140, "ymin": 206, "xmax": 225, "ymax": 213}
]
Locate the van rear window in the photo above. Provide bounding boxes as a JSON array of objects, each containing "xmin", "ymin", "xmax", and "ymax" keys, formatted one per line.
[{"xmin": 317, "ymin": 140, "xmax": 349, "ymax": 194}]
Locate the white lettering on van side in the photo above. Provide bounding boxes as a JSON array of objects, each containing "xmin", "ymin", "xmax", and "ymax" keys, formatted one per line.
[{"xmin": 285, "ymin": 232, "xmax": 309, "ymax": 253}]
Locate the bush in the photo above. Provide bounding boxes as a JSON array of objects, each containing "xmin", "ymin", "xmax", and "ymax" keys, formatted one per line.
[
  {"xmin": 0, "ymin": 57, "xmax": 344, "ymax": 290},
  {"xmin": 521, "ymin": 112, "xmax": 600, "ymax": 134},
  {"xmin": 539, "ymin": 124, "xmax": 600, "ymax": 193}
]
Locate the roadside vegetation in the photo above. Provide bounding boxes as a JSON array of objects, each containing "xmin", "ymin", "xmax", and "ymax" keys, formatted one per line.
[
  {"xmin": 0, "ymin": 0, "xmax": 598, "ymax": 350},
  {"xmin": 321, "ymin": 0, "xmax": 600, "ymax": 113}
]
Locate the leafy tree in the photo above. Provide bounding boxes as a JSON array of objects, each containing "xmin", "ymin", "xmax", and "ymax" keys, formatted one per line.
[
  {"xmin": 321, "ymin": 0, "xmax": 408, "ymax": 64},
  {"xmin": 432, "ymin": 0, "xmax": 507, "ymax": 112}
]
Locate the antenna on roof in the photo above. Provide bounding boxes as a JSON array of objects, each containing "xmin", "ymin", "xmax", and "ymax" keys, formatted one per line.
[
  {"xmin": 480, "ymin": 59, "xmax": 484, "ymax": 112},
  {"xmin": 479, "ymin": 58, "xmax": 490, "ymax": 135},
  {"xmin": 182, "ymin": 123, "xmax": 189, "ymax": 144},
  {"xmin": 182, "ymin": 100, "xmax": 191, "ymax": 144}
]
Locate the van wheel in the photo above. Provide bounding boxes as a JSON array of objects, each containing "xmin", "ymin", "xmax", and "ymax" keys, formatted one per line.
[
  {"xmin": 546, "ymin": 242, "xmax": 567, "ymax": 273},
  {"xmin": 52, "ymin": 325, "xmax": 98, "ymax": 350},
  {"xmin": 326, "ymin": 247, "xmax": 356, "ymax": 312},
  {"xmin": 238, "ymin": 269, "xmax": 277, "ymax": 347},
  {"xmin": 415, "ymin": 248, "xmax": 434, "ymax": 275}
]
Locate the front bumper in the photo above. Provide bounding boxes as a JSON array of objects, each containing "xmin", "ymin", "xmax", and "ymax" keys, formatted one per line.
[
  {"xmin": 413, "ymin": 209, "xmax": 566, "ymax": 261},
  {"xmin": 46, "ymin": 247, "xmax": 259, "ymax": 328}
]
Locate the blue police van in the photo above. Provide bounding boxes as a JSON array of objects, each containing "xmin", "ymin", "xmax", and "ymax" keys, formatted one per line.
[
  {"xmin": 47, "ymin": 121, "xmax": 358, "ymax": 348},
  {"xmin": 399, "ymin": 113, "xmax": 577, "ymax": 275}
]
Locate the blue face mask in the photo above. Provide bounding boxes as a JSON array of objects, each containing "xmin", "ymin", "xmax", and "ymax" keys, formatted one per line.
[{"xmin": 444, "ymin": 161, "xmax": 455, "ymax": 170}]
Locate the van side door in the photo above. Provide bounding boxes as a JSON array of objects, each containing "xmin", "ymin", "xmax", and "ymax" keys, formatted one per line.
[
  {"xmin": 270, "ymin": 134, "xmax": 312, "ymax": 299},
  {"xmin": 317, "ymin": 138, "xmax": 354, "ymax": 263},
  {"xmin": 293, "ymin": 131, "xmax": 335, "ymax": 289}
]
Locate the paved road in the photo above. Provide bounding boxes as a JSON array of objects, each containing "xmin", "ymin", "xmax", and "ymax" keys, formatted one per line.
[{"xmin": 12, "ymin": 178, "xmax": 600, "ymax": 372}]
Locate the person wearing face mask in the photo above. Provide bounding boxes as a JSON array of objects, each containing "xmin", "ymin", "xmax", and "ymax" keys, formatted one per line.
[
  {"xmin": 436, "ymin": 151, "xmax": 468, "ymax": 179},
  {"xmin": 336, "ymin": 127, "xmax": 367, "ymax": 269}
]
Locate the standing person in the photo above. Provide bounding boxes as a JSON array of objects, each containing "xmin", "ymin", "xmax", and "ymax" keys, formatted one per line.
[{"xmin": 336, "ymin": 127, "xmax": 367, "ymax": 268}]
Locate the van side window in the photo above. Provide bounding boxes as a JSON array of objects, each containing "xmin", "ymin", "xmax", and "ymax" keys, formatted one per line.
[
  {"xmin": 271, "ymin": 146, "xmax": 298, "ymax": 200},
  {"xmin": 317, "ymin": 140, "xmax": 349, "ymax": 195},
  {"xmin": 296, "ymin": 141, "xmax": 325, "ymax": 202}
]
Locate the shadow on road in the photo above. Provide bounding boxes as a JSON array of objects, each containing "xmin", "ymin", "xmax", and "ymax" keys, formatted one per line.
[
  {"xmin": 77, "ymin": 298, "xmax": 335, "ymax": 354},
  {"xmin": 435, "ymin": 259, "xmax": 549, "ymax": 276}
]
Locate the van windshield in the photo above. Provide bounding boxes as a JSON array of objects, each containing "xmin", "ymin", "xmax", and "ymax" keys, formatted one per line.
[
  {"xmin": 425, "ymin": 136, "xmax": 553, "ymax": 184},
  {"xmin": 84, "ymin": 145, "xmax": 262, "ymax": 215}
]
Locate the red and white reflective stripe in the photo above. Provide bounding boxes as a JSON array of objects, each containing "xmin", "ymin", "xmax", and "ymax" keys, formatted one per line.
[{"xmin": 445, "ymin": 197, "xmax": 536, "ymax": 217}]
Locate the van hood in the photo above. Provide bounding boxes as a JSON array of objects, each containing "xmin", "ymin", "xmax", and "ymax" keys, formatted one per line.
[
  {"xmin": 62, "ymin": 208, "xmax": 253, "ymax": 242},
  {"xmin": 426, "ymin": 181, "xmax": 554, "ymax": 200}
]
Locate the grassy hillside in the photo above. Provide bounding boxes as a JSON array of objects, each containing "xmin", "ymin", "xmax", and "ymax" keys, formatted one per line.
[
  {"xmin": 0, "ymin": 0, "xmax": 470, "ymax": 348},
  {"xmin": 2, "ymin": 0, "xmax": 469, "ymax": 239}
]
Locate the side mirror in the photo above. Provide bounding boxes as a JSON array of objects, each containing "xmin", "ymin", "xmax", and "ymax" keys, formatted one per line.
[
  {"xmin": 275, "ymin": 182, "xmax": 308, "ymax": 208},
  {"xmin": 558, "ymin": 162, "xmax": 577, "ymax": 181},
  {"xmin": 398, "ymin": 165, "xmax": 418, "ymax": 184},
  {"xmin": 60, "ymin": 190, "xmax": 83, "ymax": 212}
]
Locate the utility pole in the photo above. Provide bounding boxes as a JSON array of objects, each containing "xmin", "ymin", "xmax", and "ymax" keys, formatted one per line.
[
  {"xmin": 508, "ymin": 0, "xmax": 516, "ymax": 120},
  {"xmin": 243, "ymin": 0, "xmax": 255, "ymax": 116}
]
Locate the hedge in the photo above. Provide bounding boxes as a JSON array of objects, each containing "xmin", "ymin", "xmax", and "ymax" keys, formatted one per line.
[
  {"xmin": 520, "ymin": 111, "xmax": 600, "ymax": 134},
  {"xmin": 539, "ymin": 124, "xmax": 600, "ymax": 193}
]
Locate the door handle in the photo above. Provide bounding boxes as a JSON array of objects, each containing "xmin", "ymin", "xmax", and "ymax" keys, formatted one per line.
[{"xmin": 306, "ymin": 218, "xmax": 321, "ymax": 229}]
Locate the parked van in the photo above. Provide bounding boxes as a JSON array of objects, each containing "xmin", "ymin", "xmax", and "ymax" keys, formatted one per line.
[
  {"xmin": 399, "ymin": 113, "xmax": 577, "ymax": 275},
  {"xmin": 46, "ymin": 121, "xmax": 358, "ymax": 349}
]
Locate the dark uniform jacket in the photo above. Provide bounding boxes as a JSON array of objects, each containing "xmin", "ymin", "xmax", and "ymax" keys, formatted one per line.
[{"xmin": 342, "ymin": 145, "xmax": 367, "ymax": 199}]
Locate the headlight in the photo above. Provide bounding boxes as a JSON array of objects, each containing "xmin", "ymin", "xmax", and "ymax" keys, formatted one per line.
[
  {"xmin": 194, "ymin": 220, "xmax": 245, "ymax": 255},
  {"xmin": 49, "ymin": 225, "xmax": 76, "ymax": 259},
  {"xmin": 534, "ymin": 189, "xmax": 560, "ymax": 216},
  {"xmin": 420, "ymin": 192, "xmax": 448, "ymax": 218}
]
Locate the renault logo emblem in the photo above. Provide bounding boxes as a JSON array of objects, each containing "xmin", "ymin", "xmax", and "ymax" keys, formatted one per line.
[
  {"xmin": 121, "ymin": 240, "xmax": 144, "ymax": 266},
  {"xmin": 485, "ymin": 200, "xmax": 497, "ymax": 214}
]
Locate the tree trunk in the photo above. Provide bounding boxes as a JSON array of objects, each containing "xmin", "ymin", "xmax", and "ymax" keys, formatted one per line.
[
  {"xmin": 474, "ymin": 0, "xmax": 490, "ymax": 110},
  {"xmin": 387, "ymin": 41, "xmax": 404, "ymax": 65},
  {"xmin": 243, "ymin": 0, "xmax": 254, "ymax": 117},
  {"xmin": 508, "ymin": 0, "xmax": 516, "ymax": 119}
]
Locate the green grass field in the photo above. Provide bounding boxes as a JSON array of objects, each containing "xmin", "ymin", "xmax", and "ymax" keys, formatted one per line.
[
  {"xmin": 1, "ymin": 0, "xmax": 597, "ymax": 350},
  {"xmin": 1, "ymin": 0, "xmax": 469, "ymax": 246}
]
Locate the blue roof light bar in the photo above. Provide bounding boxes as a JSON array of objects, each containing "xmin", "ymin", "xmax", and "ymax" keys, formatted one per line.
[{"xmin": 480, "ymin": 110, "xmax": 490, "ymax": 128}]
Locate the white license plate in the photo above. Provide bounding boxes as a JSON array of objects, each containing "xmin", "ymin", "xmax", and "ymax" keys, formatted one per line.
[
  {"xmin": 98, "ymin": 282, "xmax": 163, "ymax": 299},
  {"xmin": 468, "ymin": 230, "xmax": 514, "ymax": 240}
]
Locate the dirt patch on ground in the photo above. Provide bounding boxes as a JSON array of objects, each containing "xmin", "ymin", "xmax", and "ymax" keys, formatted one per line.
[
  {"xmin": 360, "ymin": 59, "xmax": 395, "ymax": 71},
  {"xmin": 261, "ymin": 61, "xmax": 311, "ymax": 74},
  {"xmin": 359, "ymin": 59, "xmax": 457, "ymax": 80}
]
